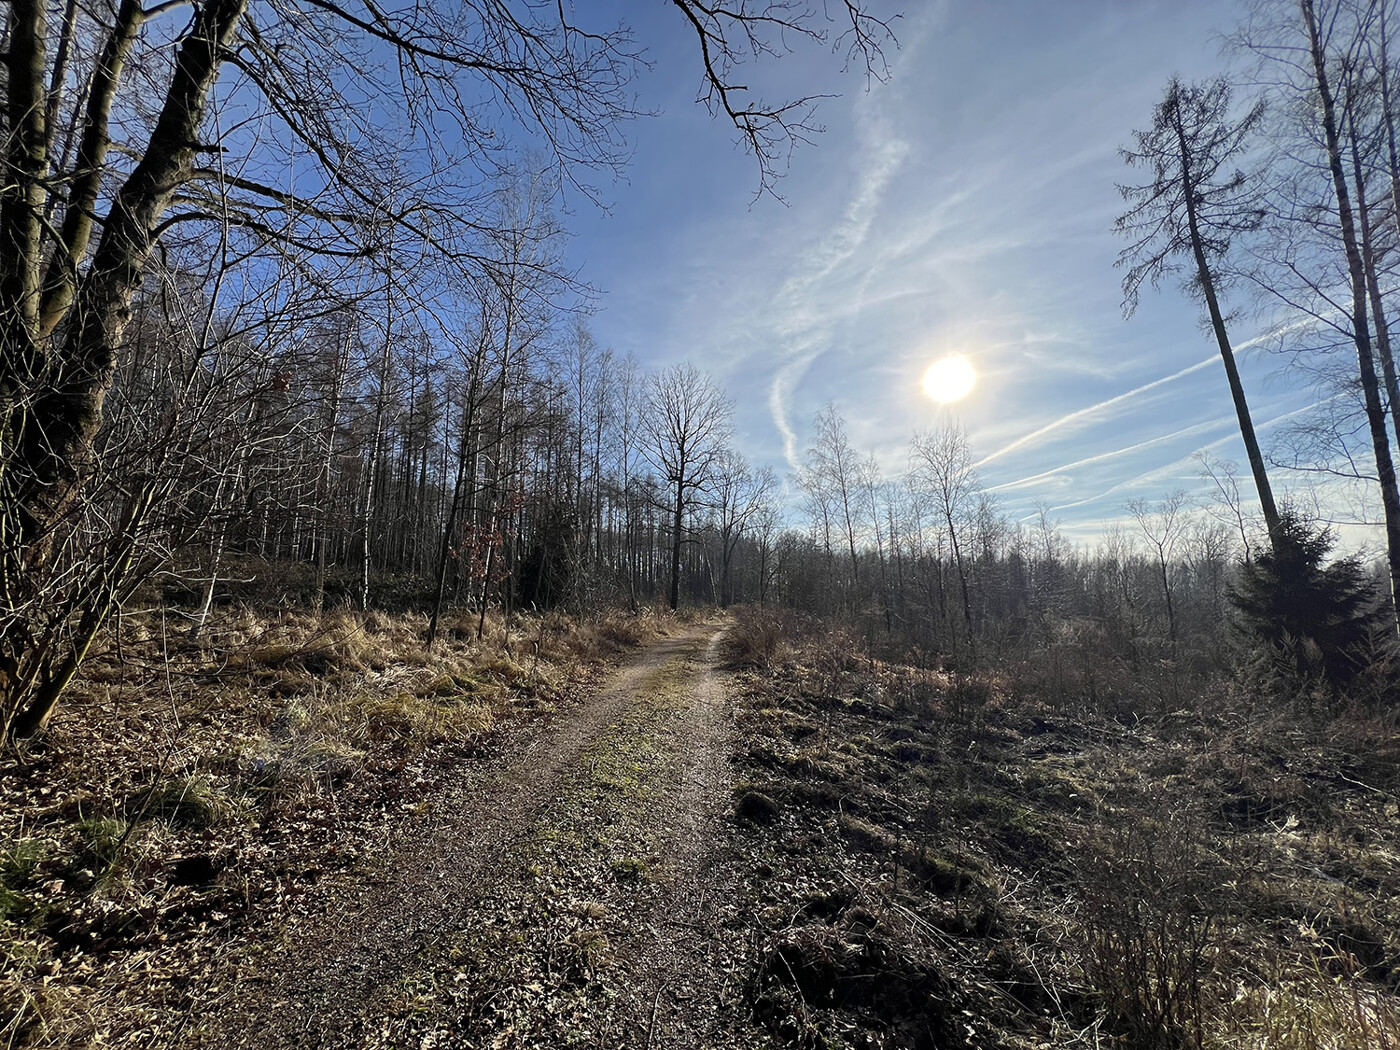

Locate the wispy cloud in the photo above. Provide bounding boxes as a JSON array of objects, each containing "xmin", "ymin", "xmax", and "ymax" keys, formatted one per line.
[
  {"xmin": 758, "ymin": 4, "xmax": 970, "ymax": 469},
  {"xmin": 768, "ymin": 114, "xmax": 911, "ymax": 467}
]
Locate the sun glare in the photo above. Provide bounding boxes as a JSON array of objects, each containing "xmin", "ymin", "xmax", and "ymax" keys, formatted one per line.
[{"xmin": 921, "ymin": 355, "xmax": 977, "ymax": 403}]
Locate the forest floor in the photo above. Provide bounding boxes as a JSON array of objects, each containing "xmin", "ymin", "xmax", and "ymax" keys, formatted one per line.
[{"xmin": 4, "ymin": 607, "xmax": 1400, "ymax": 1049}]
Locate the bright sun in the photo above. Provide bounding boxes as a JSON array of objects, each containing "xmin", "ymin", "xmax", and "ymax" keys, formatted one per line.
[{"xmin": 921, "ymin": 355, "xmax": 977, "ymax": 403}]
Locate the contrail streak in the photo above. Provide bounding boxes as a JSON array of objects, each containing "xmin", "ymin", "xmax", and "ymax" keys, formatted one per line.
[
  {"xmin": 972, "ymin": 354, "xmax": 1218, "ymax": 468},
  {"xmin": 1045, "ymin": 395, "xmax": 1341, "ymax": 513},
  {"xmin": 985, "ymin": 418, "xmax": 1229, "ymax": 493}
]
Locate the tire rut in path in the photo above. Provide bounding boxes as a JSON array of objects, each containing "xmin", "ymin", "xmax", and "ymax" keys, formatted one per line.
[{"xmin": 195, "ymin": 622, "xmax": 728, "ymax": 1049}]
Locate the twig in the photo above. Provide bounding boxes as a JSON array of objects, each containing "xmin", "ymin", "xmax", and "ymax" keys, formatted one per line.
[
  {"xmin": 645, "ymin": 986, "xmax": 663, "ymax": 1050},
  {"xmin": 1333, "ymin": 769, "xmax": 1391, "ymax": 797}
]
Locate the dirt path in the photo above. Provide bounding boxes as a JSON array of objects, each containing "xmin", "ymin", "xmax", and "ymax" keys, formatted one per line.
[
  {"xmin": 603, "ymin": 629, "xmax": 749, "ymax": 1049},
  {"xmin": 187, "ymin": 620, "xmax": 752, "ymax": 1049}
]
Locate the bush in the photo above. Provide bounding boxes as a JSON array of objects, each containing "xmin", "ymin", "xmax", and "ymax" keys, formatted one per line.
[
  {"xmin": 1079, "ymin": 805, "xmax": 1219, "ymax": 1049},
  {"xmin": 727, "ymin": 606, "xmax": 787, "ymax": 668}
]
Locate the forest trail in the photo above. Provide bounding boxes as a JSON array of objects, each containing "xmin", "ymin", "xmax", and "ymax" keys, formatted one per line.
[{"xmin": 188, "ymin": 619, "xmax": 748, "ymax": 1050}]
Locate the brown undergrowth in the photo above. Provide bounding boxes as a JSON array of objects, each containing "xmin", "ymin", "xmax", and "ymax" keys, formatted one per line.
[
  {"xmin": 722, "ymin": 605, "xmax": 1400, "ymax": 1050},
  {"xmin": 0, "ymin": 602, "xmax": 677, "ymax": 1048}
]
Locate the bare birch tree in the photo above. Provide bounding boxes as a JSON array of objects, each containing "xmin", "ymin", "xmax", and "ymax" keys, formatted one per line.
[{"xmin": 909, "ymin": 425, "xmax": 979, "ymax": 653}]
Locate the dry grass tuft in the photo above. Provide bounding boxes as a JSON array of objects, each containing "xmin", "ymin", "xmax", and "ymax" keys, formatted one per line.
[
  {"xmin": 725, "ymin": 605, "xmax": 790, "ymax": 668},
  {"xmin": 1219, "ymin": 964, "xmax": 1400, "ymax": 1049},
  {"xmin": 148, "ymin": 773, "xmax": 250, "ymax": 829},
  {"xmin": 337, "ymin": 691, "xmax": 494, "ymax": 744}
]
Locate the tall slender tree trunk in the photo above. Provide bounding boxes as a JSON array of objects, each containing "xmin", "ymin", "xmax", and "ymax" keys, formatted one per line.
[
  {"xmin": 1347, "ymin": 106, "xmax": 1400, "ymax": 455},
  {"xmin": 945, "ymin": 510, "xmax": 974, "ymax": 653},
  {"xmin": 841, "ymin": 491, "xmax": 860, "ymax": 591},
  {"xmin": 1303, "ymin": 0, "xmax": 1400, "ymax": 631},
  {"xmin": 868, "ymin": 480, "xmax": 892, "ymax": 633},
  {"xmin": 1374, "ymin": 1, "xmax": 1400, "ymax": 450},
  {"xmin": 593, "ymin": 396, "xmax": 605, "ymax": 580},
  {"xmin": 1156, "ymin": 550, "xmax": 1178, "ymax": 661},
  {"xmin": 429, "ymin": 370, "xmax": 482, "ymax": 646},
  {"xmin": 1172, "ymin": 100, "xmax": 1281, "ymax": 549},
  {"xmin": 360, "ymin": 284, "xmax": 395, "ymax": 611},
  {"xmin": 478, "ymin": 280, "xmax": 517, "ymax": 642},
  {"xmin": 669, "ymin": 474, "xmax": 684, "ymax": 610},
  {"xmin": 314, "ymin": 325, "xmax": 351, "ymax": 610},
  {"xmin": 889, "ymin": 501, "xmax": 907, "ymax": 621}
]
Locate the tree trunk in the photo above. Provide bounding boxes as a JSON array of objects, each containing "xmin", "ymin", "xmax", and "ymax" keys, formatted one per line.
[
  {"xmin": 478, "ymin": 278, "xmax": 517, "ymax": 642},
  {"xmin": 428, "ymin": 371, "xmax": 482, "ymax": 647},
  {"xmin": 945, "ymin": 509, "xmax": 974, "ymax": 652},
  {"xmin": 1374, "ymin": 1, "xmax": 1400, "ymax": 451},
  {"xmin": 12, "ymin": 0, "xmax": 246, "ymax": 536},
  {"xmin": 360, "ymin": 276, "xmax": 396, "ymax": 611},
  {"xmin": 1172, "ymin": 98, "xmax": 1281, "ymax": 550},
  {"xmin": 1303, "ymin": 0, "xmax": 1400, "ymax": 631},
  {"xmin": 1156, "ymin": 551, "xmax": 1178, "ymax": 660},
  {"xmin": 669, "ymin": 475, "xmax": 684, "ymax": 610},
  {"xmin": 37, "ymin": 0, "xmax": 146, "ymax": 339},
  {"xmin": 1347, "ymin": 107, "xmax": 1400, "ymax": 457},
  {"xmin": 314, "ymin": 325, "xmax": 351, "ymax": 609}
]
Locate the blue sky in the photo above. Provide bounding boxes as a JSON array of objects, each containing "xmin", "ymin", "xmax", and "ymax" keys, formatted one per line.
[{"xmin": 563, "ymin": 1, "xmax": 1375, "ymax": 545}]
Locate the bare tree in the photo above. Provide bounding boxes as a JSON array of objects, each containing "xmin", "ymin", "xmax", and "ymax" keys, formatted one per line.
[
  {"xmin": 863, "ymin": 453, "xmax": 895, "ymax": 632},
  {"xmin": 615, "ymin": 353, "xmax": 645, "ymax": 612},
  {"xmin": 710, "ymin": 450, "xmax": 776, "ymax": 607},
  {"xmin": 752, "ymin": 499, "xmax": 784, "ymax": 608},
  {"xmin": 427, "ymin": 294, "xmax": 495, "ymax": 647},
  {"xmin": 1196, "ymin": 452, "xmax": 1260, "ymax": 562},
  {"xmin": 908, "ymin": 425, "xmax": 979, "ymax": 652},
  {"xmin": 641, "ymin": 362, "xmax": 732, "ymax": 610},
  {"xmin": 1182, "ymin": 514, "xmax": 1238, "ymax": 633},
  {"xmin": 475, "ymin": 173, "xmax": 565, "ymax": 638},
  {"xmin": 1366, "ymin": 0, "xmax": 1400, "ymax": 442},
  {"xmin": 1128, "ymin": 491, "xmax": 1189, "ymax": 659},
  {"xmin": 801, "ymin": 403, "xmax": 867, "ymax": 592},
  {"xmin": 1117, "ymin": 76, "xmax": 1281, "ymax": 547}
]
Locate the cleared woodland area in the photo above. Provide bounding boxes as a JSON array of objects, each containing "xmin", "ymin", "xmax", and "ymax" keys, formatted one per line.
[{"xmin": 5, "ymin": 605, "xmax": 1400, "ymax": 1049}]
